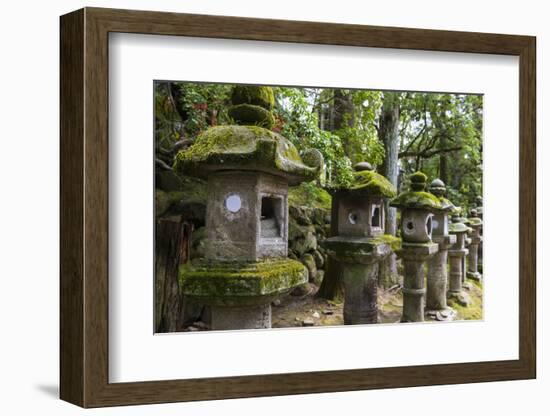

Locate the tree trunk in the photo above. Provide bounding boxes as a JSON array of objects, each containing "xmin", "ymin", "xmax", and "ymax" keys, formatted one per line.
[
  {"xmin": 439, "ymin": 134, "xmax": 450, "ymax": 185},
  {"xmin": 155, "ymin": 216, "xmax": 193, "ymax": 332},
  {"xmin": 317, "ymin": 90, "xmax": 355, "ymax": 300},
  {"xmin": 378, "ymin": 93, "xmax": 401, "ymax": 288},
  {"xmin": 332, "ymin": 89, "xmax": 356, "ymax": 160},
  {"xmin": 317, "ymin": 193, "xmax": 345, "ymax": 300}
]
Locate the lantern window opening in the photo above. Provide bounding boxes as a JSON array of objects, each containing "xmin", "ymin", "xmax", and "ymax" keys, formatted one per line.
[
  {"xmin": 371, "ymin": 204, "xmax": 381, "ymax": 228},
  {"xmin": 260, "ymin": 195, "xmax": 283, "ymax": 239},
  {"xmin": 426, "ymin": 215, "xmax": 433, "ymax": 237}
]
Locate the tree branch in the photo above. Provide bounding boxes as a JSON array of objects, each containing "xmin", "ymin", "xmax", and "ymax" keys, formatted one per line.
[{"xmin": 399, "ymin": 145, "xmax": 462, "ymax": 159}]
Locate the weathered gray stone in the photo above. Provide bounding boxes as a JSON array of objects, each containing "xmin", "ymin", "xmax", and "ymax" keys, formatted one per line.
[
  {"xmin": 291, "ymin": 282, "xmax": 313, "ymax": 297},
  {"xmin": 448, "ymin": 212, "xmax": 471, "ymax": 301},
  {"xmin": 177, "ymin": 86, "xmax": 322, "ymax": 330},
  {"xmin": 398, "ymin": 242, "xmax": 438, "ymax": 322},
  {"xmin": 466, "ymin": 209, "xmax": 483, "ymax": 281},
  {"xmin": 322, "ymin": 165, "xmax": 398, "ymax": 325},
  {"xmin": 291, "ymin": 227, "xmax": 318, "ymax": 255},
  {"xmin": 312, "ymin": 250, "xmax": 325, "ymax": 268},
  {"xmin": 211, "ymin": 304, "xmax": 271, "ymax": 330},
  {"xmin": 301, "ymin": 253, "xmax": 318, "ymax": 283},
  {"xmin": 313, "ymin": 270, "xmax": 325, "ymax": 286},
  {"xmin": 426, "ymin": 179, "xmax": 457, "ymax": 315}
]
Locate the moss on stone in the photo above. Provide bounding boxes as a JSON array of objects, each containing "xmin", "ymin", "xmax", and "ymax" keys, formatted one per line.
[
  {"xmin": 410, "ymin": 171, "xmax": 428, "ymax": 184},
  {"xmin": 432, "ymin": 196, "xmax": 456, "ymax": 213},
  {"xmin": 390, "ymin": 190, "xmax": 442, "ymax": 210},
  {"xmin": 449, "ymin": 222, "xmax": 470, "ymax": 234},
  {"xmin": 347, "ymin": 170, "xmax": 397, "ymax": 198},
  {"xmin": 174, "ymin": 125, "xmax": 320, "ymax": 184},
  {"xmin": 448, "ymin": 286, "xmax": 483, "ymax": 321},
  {"xmin": 228, "ymin": 104, "xmax": 275, "ymax": 129},
  {"xmin": 179, "ymin": 258, "xmax": 308, "ymax": 303},
  {"xmin": 322, "ymin": 234, "xmax": 400, "ymax": 260},
  {"xmin": 467, "ymin": 217, "xmax": 483, "ymax": 226},
  {"xmin": 288, "ymin": 182, "xmax": 332, "ymax": 211},
  {"xmin": 231, "ymin": 85, "xmax": 275, "ymax": 109},
  {"xmin": 155, "ymin": 176, "xmax": 206, "ymax": 217}
]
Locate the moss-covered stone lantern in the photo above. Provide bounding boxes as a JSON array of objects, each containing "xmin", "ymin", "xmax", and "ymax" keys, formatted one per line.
[
  {"xmin": 466, "ymin": 208, "xmax": 483, "ymax": 281},
  {"xmin": 390, "ymin": 171, "xmax": 441, "ymax": 322},
  {"xmin": 174, "ymin": 85, "xmax": 323, "ymax": 330},
  {"xmin": 448, "ymin": 211, "xmax": 471, "ymax": 298},
  {"xmin": 426, "ymin": 179, "xmax": 457, "ymax": 320},
  {"xmin": 322, "ymin": 163, "xmax": 399, "ymax": 324},
  {"xmin": 475, "ymin": 195, "xmax": 483, "ymax": 220},
  {"xmin": 475, "ymin": 195, "xmax": 483, "ymax": 267},
  {"xmin": 455, "ymin": 210, "xmax": 471, "ymax": 285}
]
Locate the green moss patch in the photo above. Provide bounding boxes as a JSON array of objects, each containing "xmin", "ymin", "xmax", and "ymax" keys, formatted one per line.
[
  {"xmin": 448, "ymin": 283, "xmax": 483, "ymax": 321},
  {"xmin": 231, "ymin": 85, "xmax": 275, "ymax": 109},
  {"xmin": 228, "ymin": 104, "xmax": 275, "ymax": 129},
  {"xmin": 179, "ymin": 258, "xmax": 308, "ymax": 302},
  {"xmin": 348, "ymin": 170, "xmax": 397, "ymax": 198},
  {"xmin": 323, "ymin": 234, "xmax": 401, "ymax": 260},
  {"xmin": 390, "ymin": 190, "xmax": 442, "ymax": 210},
  {"xmin": 288, "ymin": 182, "xmax": 332, "ymax": 211},
  {"xmin": 174, "ymin": 125, "xmax": 320, "ymax": 183},
  {"xmin": 467, "ymin": 217, "xmax": 483, "ymax": 226}
]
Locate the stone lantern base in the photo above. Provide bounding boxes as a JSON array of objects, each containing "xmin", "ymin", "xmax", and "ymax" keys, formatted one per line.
[
  {"xmin": 397, "ymin": 242, "xmax": 438, "ymax": 323},
  {"xmin": 179, "ymin": 258, "xmax": 308, "ymax": 330},
  {"xmin": 426, "ymin": 234, "xmax": 457, "ymax": 321},
  {"xmin": 323, "ymin": 235, "xmax": 399, "ymax": 325},
  {"xmin": 448, "ymin": 247, "xmax": 470, "ymax": 306}
]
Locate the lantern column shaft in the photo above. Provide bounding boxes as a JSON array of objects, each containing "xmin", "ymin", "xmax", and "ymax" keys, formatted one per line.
[{"xmin": 342, "ymin": 262, "xmax": 379, "ymax": 324}]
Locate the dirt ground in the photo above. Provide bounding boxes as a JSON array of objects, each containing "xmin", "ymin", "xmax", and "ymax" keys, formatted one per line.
[{"xmin": 272, "ymin": 279, "xmax": 483, "ymax": 328}]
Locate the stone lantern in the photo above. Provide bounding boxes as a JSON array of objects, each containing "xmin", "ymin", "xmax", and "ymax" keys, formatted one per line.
[
  {"xmin": 448, "ymin": 211, "xmax": 471, "ymax": 300},
  {"xmin": 390, "ymin": 171, "xmax": 441, "ymax": 322},
  {"xmin": 475, "ymin": 195, "xmax": 483, "ymax": 220},
  {"xmin": 174, "ymin": 85, "xmax": 323, "ymax": 330},
  {"xmin": 475, "ymin": 195, "xmax": 483, "ymax": 266},
  {"xmin": 466, "ymin": 208, "xmax": 483, "ymax": 281},
  {"xmin": 426, "ymin": 179, "xmax": 457, "ymax": 319},
  {"xmin": 323, "ymin": 163, "xmax": 398, "ymax": 325}
]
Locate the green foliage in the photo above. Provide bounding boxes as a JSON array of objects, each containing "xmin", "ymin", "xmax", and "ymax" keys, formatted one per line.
[
  {"xmin": 273, "ymin": 87, "xmax": 355, "ymax": 188},
  {"xmin": 154, "ymin": 81, "xmax": 232, "ymax": 151},
  {"xmin": 397, "ymin": 92, "xmax": 482, "ymax": 209},
  {"xmin": 155, "ymin": 82, "xmax": 483, "ymax": 211},
  {"xmin": 288, "ymin": 182, "xmax": 332, "ymax": 211}
]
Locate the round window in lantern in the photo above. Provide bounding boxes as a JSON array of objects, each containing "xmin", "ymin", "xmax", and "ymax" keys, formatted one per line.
[
  {"xmin": 225, "ymin": 194, "xmax": 242, "ymax": 213},
  {"xmin": 432, "ymin": 218, "xmax": 439, "ymax": 232},
  {"xmin": 404, "ymin": 221, "xmax": 415, "ymax": 234},
  {"xmin": 348, "ymin": 212, "xmax": 359, "ymax": 225},
  {"xmin": 425, "ymin": 215, "xmax": 433, "ymax": 236}
]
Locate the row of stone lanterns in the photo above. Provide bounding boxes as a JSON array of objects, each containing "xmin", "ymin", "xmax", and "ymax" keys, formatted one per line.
[
  {"xmin": 390, "ymin": 173, "xmax": 483, "ymax": 322},
  {"xmin": 174, "ymin": 84, "xmax": 482, "ymax": 330}
]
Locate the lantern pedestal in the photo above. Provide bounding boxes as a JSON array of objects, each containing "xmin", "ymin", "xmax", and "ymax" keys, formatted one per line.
[
  {"xmin": 426, "ymin": 234, "xmax": 457, "ymax": 319},
  {"xmin": 179, "ymin": 258, "xmax": 307, "ymax": 330},
  {"xmin": 397, "ymin": 242, "xmax": 438, "ymax": 323},
  {"xmin": 448, "ymin": 248, "xmax": 469, "ymax": 295},
  {"xmin": 324, "ymin": 236, "xmax": 398, "ymax": 325},
  {"xmin": 466, "ymin": 234, "xmax": 483, "ymax": 281}
]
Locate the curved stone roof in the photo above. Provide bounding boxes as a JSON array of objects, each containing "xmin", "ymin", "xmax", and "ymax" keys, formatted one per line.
[
  {"xmin": 347, "ymin": 170, "xmax": 397, "ymax": 198},
  {"xmin": 390, "ymin": 190, "xmax": 442, "ymax": 211},
  {"xmin": 174, "ymin": 125, "xmax": 323, "ymax": 185}
]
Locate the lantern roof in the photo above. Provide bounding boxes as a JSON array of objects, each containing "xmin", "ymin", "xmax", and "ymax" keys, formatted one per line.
[
  {"xmin": 390, "ymin": 171, "xmax": 442, "ymax": 211},
  {"xmin": 174, "ymin": 86, "xmax": 323, "ymax": 185}
]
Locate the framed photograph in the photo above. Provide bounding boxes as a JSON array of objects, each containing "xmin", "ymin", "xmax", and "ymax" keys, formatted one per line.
[{"xmin": 60, "ymin": 7, "xmax": 536, "ymax": 408}]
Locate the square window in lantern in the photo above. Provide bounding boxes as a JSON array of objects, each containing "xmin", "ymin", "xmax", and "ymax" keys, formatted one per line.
[
  {"xmin": 371, "ymin": 205, "xmax": 381, "ymax": 228},
  {"xmin": 260, "ymin": 196, "xmax": 283, "ymax": 239}
]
